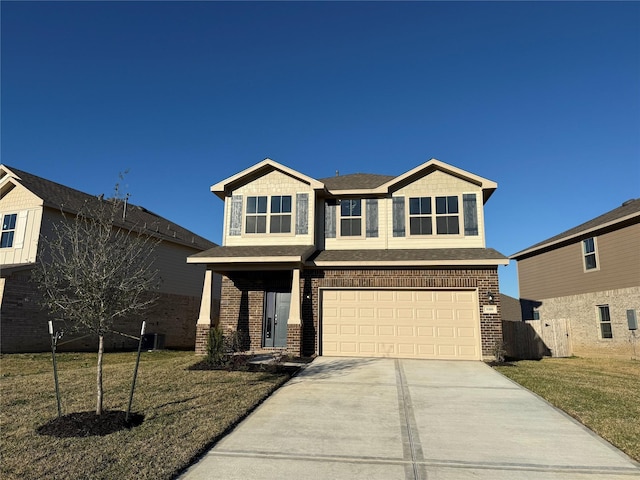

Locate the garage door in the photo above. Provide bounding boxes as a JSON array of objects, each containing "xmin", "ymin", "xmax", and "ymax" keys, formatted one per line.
[{"xmin": 321, "ymin": 289, "xmax": 480, "ymax": 360}]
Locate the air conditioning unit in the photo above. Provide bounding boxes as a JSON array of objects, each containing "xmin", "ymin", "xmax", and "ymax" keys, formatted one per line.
[{"xmin": 141, "ymin": 333, "xmax": 165, "ymax": 350}]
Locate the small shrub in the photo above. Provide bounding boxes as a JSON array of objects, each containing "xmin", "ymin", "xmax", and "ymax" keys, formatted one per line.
[
  {"xmin": 492, "ymin": 340, "xmax": 508, "ymax": 363},
  {"xmin": 206, "ymin": 327, "xmax": 226, "ymax": 366}
]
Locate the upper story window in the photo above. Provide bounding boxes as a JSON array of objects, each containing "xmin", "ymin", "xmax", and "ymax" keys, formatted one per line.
[
  {"xmin": 340, "ymin": 199, "xmax": 362, "ymax": 237},
  {"xmin": 435, "ymin": 196, "xmax": 459, "ymax": 235},
  {"xmin": 1, "ymin": 213, "xmax": 17, "ymax": 248},
  {"xmin": 583, "ymin": 237, "xmax": 598, "ymax": 271},
  {"xmin": 244, "ymin": 195, "xmax": 292, "ymax": 234},
  {"xmin": 409, "ymin": 197, "xmax": 432, "ymax": 235},
  {"xmin": 598, "ymin": 305, "xmax": 612, "ymax": 339},
  {"xmin": 270, "ymin": 196, "xmax": 292, "ymax": 233},
  {"xmin": 245, "ymin": 196, "xmax": 268, "ymax": 234}
]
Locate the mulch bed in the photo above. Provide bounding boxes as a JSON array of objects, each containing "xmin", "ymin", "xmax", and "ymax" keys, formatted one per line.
[{"xmin": 37, "ymin": 410, "xmax": 144, "ymax": 438}]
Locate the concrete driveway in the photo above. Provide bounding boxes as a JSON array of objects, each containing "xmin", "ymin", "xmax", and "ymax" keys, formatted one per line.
[{"xmin": 179, "ymin": 357, "xmax": 640, "ymax": 480}]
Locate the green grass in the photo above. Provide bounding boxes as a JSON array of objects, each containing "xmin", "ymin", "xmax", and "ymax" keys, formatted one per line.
[
  {"xmin": 0, "ymin": 351, "xmax": 292, "ymax": 479},
  {"xmin": 494, "ymin": 357, "xmax": 640, "ymax": 462}
]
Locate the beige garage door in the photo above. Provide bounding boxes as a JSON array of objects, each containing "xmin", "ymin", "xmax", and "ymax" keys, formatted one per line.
[{"xmin": 322, "ymin": 289, "xmax": 480, "ymax": 360}]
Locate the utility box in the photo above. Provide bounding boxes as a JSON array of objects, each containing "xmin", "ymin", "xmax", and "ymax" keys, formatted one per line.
[
  {"xmin": 142, "ymin": 333, "xmax": 165, "ymax": 350},
  {"xmin": 627, "ymin": 310, "xmax": 638, "ymax": 330}
]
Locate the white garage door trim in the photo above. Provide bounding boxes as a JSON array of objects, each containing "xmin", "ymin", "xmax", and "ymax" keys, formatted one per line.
[{"xmin": 320, "ymin": 288, "xmax": 481, "ymax": 360}]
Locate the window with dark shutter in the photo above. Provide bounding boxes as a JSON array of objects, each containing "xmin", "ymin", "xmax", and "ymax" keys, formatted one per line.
[
  {"xmin": 229, "ymin": 195, "xmax": 243, "ymax": 236},
  {"xmin": 296, "ymin": 193, "xmax": 308, "ymax": 235},
  {"xmin": 325, "ymin": 200, "xmax": 336, "ymax": 238},
  {"xmin": 463, "ymin": 194, "xmax": 478, "ymax": 236},
  {"xmin": 366, "ymin": 199, "xmax": 378, "ymax": 238},
  {"xmin": 392, "ymin": 197, "xmax": 405, "ymax": 237}
]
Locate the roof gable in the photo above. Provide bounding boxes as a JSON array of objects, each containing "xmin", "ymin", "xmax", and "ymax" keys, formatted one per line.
[
  {"xmin": 382, "ymin": 159, "xmax": 497, "ymax": 202},
  {"xmin": 210, "ymin": 158, "xmax": 324, "ymax": 199},
  {"xmin": 318, "ymin": 158, "xmax": 497, "ymax": 202},
  {"xmin": 511, "ymin": 198, "xmax": 640, "ymax": 259}
]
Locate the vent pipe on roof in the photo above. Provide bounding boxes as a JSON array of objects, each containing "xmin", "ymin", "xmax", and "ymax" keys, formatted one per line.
[{"xmin": 335, "ymin": 170, "xmax": 339, "ymax": 176}]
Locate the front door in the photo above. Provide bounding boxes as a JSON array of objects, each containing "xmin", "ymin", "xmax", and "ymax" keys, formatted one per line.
[{"xmin": 263, "ymin": 292, "xmax": 290, "ymax": 348}]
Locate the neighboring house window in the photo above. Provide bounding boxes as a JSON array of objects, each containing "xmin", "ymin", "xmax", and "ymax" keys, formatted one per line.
[
  {"xmin": 583, "ymin": 237, "xmax": 598, "ymax": 271},
  {"xmin": 340, "ymin": 199, "xmax": 362, "ymax": 237},
  {"xmin": 270, "ymin": 195, "xmax": 292, "ymax": 233},
  {"xmin": 598, "ymin": 305, "xmax": 612, "ymax": 339},
  {"xmin": 435, "ymin": 196, "xmax": 459, "ymax": 234},
  {"xmin": 532, "ymin": 308, "xmax": 540, "ymax": 320},
  {"xmin": 409, "ymin": 197, "xmax": 432, "ymax": 235},
  {"xmin": 1, "ymin": 213, "xmax": 17, "ymax": 248},
  {"xmin": 245, "ymin": 196, "xmax": 267, "ymax": 234}
]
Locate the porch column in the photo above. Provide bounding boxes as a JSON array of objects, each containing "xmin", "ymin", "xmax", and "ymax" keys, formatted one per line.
[
  {"xmin": 195, "ymin": 268, "xmax": 215, "ymax": 355},
  {"xmin": 289, "ymin": 267, "xmax": 301, "ymax": 324},
  {"xmin": 197, "ymin": 269, "xmax": 214, "ymax": 325}
]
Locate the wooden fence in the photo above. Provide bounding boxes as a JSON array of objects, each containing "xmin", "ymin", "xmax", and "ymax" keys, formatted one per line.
[{"xmin": 502, "ymin": 319, "xmax": 572, "ymax": 359}]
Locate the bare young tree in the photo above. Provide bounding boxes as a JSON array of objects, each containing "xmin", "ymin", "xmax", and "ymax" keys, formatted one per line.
[{"xmin": 33, "ymin": 185, "xmax": 161, "ymax": 415}]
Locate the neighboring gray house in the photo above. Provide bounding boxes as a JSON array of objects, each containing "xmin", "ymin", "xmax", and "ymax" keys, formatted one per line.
[
  {"xmin": 0, "ymin": 164, "xmax": 221, "ymax": 353},
  {"xmin": 511, "ymin": 199, "xmax": 640, "ymax": 358},
  {"xmin": 189, "ymin": 158, "xmax": 509, "ymax": 360}
]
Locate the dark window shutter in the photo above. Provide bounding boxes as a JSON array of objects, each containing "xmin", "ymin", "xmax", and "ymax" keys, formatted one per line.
[
  {"xmin": 366, "ymin": 199, "xmax": 378, "ymax": 238},
  {"xmin": 463, "ymin": 193, "xmax": 478, "ymax": 236},
  {"xmin": 392, "ymin": 197, "xmax": 405, "ymax": 237},
  {"xmin": 296, "ymin": 193, "xmax": 309, "ymax": 235},
  {"xmin": 229, "ymin": 195, "xmax": 243, "ymax": 236},
  {"xmin": 325, "ymin": 200, "xmax": 336, "ymax": 238}
]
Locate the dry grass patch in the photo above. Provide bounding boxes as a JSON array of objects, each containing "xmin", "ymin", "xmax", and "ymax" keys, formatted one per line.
[
  {"xmin": 1, "ymin": 351, "xmax": 293, "ymax": 479},
  {"xmin": 494, "ymin": 357, "xmax": 640, "ymax": 462}
]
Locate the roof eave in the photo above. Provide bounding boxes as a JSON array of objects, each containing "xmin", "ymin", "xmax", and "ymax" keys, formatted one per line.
[
  {"xmin": 511, "ymin": 211, "xmax": 640, "ymax": 259},
  {"xmin": 311, "ymin": 258, "xmax": 510, "ymax": 267}
]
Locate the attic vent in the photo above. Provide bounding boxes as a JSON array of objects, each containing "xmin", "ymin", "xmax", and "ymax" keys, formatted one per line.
[{"xmin": 622, "ymin": 198, "xmax": 637, "ymax": 207}]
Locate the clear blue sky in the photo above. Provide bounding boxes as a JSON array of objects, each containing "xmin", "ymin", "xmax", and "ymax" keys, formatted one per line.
[{"xmin": 2, "ymin": 1, "xmax": 639, "ymax": 298}]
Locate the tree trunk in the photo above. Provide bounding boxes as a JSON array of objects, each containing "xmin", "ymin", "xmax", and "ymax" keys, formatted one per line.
[{"xmin": 96, "ymin": 334, "xmax": 104, "ymax": 415}]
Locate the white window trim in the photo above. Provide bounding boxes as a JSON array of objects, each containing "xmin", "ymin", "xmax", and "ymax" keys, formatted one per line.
[
  {"xmin": 337, "ymin": 199, "xmax": 365, "ymax": 239},
  {"xmin": 406, "ymin": 195, "xmax": 464, "ymax": 238},
  {"xmin": 582, "ymin": 237, "xmax": 600, "ymax": 273},
  {"xmin": 242, "ymin": 195, "xmax": 296, "ymax": 237},
  {"xmin": 597, "ymin": 304, "xmax": 612, "ymax": 339}
]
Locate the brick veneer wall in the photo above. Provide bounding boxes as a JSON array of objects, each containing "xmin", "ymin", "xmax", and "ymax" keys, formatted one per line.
[
  {"xmin": 1, "ymin": 270, "xmax": 202, "ymax": 353},
  {"xmin": 534, "ymin": 286, "xmax": 640, "ymax": 359},
  {"xmin": 214, "ymin": 267, "xmax": 502, "ymax": 359}
]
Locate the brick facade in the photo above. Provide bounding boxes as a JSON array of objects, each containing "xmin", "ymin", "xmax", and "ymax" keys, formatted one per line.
[
  {"xmin": 209, "ymin": 266, "xmax": 502, "ymax": 358},
  {"xmin": 535, "ymin": 286, "xmax": 640, "ymax": 359},
  {"xmin": 1, "ymin": 270, "xmax": 202, "ymax": 353}
]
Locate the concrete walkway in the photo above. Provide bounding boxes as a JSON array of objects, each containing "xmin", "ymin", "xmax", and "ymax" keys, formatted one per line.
[{"xmin": 179, "ymin": 357, "xmax": 640, "ymax": 480}]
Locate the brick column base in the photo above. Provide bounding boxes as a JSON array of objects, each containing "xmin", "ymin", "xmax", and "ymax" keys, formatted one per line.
[
  {"xmin": 195, "ymin": 324, "xmax": 211, "ymax": 356},
  {"xmin": 286, "ymin": 324, "xmax": 302, "ymax": 357}
]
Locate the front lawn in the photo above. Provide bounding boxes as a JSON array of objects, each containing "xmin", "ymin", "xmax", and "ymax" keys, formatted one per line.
[
  {"xmin": 494, "ymin": 357, "xmax": 640, "ymax": 462},
  {"xmin": 0, "ymin": 350, "xmax": 293, "ymax": 479}
]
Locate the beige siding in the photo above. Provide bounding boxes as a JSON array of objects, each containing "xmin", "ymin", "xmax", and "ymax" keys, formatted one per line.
[
  {"xmin": 519, "ymin": 222, "xmax": 640, "ymax": 300},
  {"xmin": 0, "ymin": 185, "xmax": 43, "ymax": 266},
  {"xmin": 324, "ymin": 170, "xmax": 486, "ymax": 250},
  {"xmin": 223, "ymin": 170, "xmax": 315, "ymax": 247},
  {"xmin": 40, "ymin": 209, "xmax": 214, "ymax": 299}
]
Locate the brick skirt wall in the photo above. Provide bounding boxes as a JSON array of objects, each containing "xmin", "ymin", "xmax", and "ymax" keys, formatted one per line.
[
  {"xmin": 215, "ymin": 267, "xmax": 502, "ymax": 358},
  {"xmin": 1, "ymin": 271, "xmax": 202, "ymax": 353}
]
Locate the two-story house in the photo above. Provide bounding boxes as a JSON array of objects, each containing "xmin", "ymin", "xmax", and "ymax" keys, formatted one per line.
[
  {"xmin": 189, "ymin": 158, "xmax": 509, "ymax": 360},
  {"xmin": 511, "ymin": 198, "xmax": 640, "ymax": 358},
  {"xmin": 0, "ymin": 164, "xmax": 221, "ymax": 353}
]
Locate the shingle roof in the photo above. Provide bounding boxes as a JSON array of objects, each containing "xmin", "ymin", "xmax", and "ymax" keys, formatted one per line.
[
  {"xmin": 312, "ymin": 248, "xmax": 508, "ymax": 264},
  {"xmin": 511, "ymin": 198, "xmax": 640, "ymax": 259},
  {"xmin": 319, "ymin": 173, "xmax": 395, "ymax": 191},
  {"xmin": 189, "ymin": 245, "xmax": 315, "ymax": 260},
  {"xmin": 2, "ymin": 165, "xmax": 216, "ymax": 251}
]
